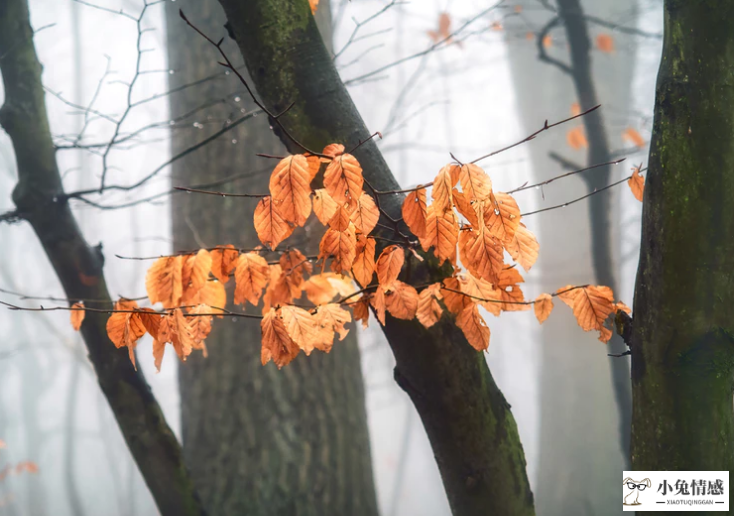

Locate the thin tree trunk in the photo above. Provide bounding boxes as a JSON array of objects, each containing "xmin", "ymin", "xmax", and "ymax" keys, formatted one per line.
[
  {"xmin": 631, "ymin": 0, "xmax": 734, "ymax": 508},
  {"xmin": 0, "ymin": 2, "xmax": 203, "ymax": 514},
  {"xmin": 165, "ymin": 2, "xmax": 378, "ymax": 515},
  {"xmin": 212, "ymin": 1, "xmax": 535, "ymax": 514}
]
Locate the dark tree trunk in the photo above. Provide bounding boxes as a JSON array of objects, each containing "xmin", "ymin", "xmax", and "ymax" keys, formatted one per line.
[
  {"xmin": 165, "ymin": 2, "xmax": 378, "ymax": 515},
  {"xmin": 631, "ymin": 2, "xmax": 734, "ymax": 512},
  {"xmin": 0, "ymin": 1, "xmax": 203, "ymax": 514},
  {"xmin": 212, "ymin": 1, "xmax": 536, "ymax": 514}
]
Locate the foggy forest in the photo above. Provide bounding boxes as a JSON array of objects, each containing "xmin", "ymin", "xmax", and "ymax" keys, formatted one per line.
[{"xmin": 0, "ymin": 0, "xmax": 731, "ymax": 515}]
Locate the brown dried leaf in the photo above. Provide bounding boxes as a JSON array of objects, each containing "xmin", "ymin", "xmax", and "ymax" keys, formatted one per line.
[
  {"xmin": 210, "ymin": 245, "xmax": 239, "ymax": 283},
  {"xmin": 254, "ymin": 196, "xmax": 294, "ymax": 251},
  {"xmin": 534, "ymin": 293, "xmax": 553, "ymax": 324},
  {"xmin": 352, "ymin": 236, "xmax": 376, "ymax": 288},
  {"xmin": 416, "ymin": 283, "xmax": 443, "ymax": 328},
  {"xmin": 234, "ymin": 252, "xmax": 270, "ymax": 307},
  {"xmin": 628, "ymin": 166, "xmax": 645, "ymax": 202},
  {"xmin": 324, "ymin": 153, "xmax": 363, "ymax": 203},
  {"xmin": 384, "ymin": 280, "xmax": 418, "ymax": 320},
  {"xmin": 506, "ymin": 223, "xmax": 539, "ymax": 271},
  {"xmin": 260, "ymin": 307, "xmax": 300, "ymax": 368},
  {"xmin": 70, "ymin": 302, "xmax": 85, "ymax": 331},
  {"xmin": 376, "ymin": 245, "xmax": 404, "ymax": 285},
  {"xmin": 459, "ymin": 163, "xmax": 492, "ymax": 202},
  {"xmin": 146, "ymin": 255, "xmax": 183, "ymax": 308},
  {"xmin": 269, "ymin": 155, "xmax": 313, "ymax": 226},
  {"xmin": 402, "ymin": 187, "xmax": 428, "ymax": 238},
  {"xmin": 349, "ymin": 192, "xmax": 380, "ymax": 235},
  {"xmin": 456, "ymin": 304, "xmax": 490, "ymax": 351},
  {"xmin": 319, "ymin": 223, "xmax": 357, "ymax": 274},
  {"xmin": 312, "ymin": 188, "xmax": 339, "ymax": 225}
]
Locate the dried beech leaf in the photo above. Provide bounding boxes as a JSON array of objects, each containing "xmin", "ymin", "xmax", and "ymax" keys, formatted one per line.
[
  {"xmin": 146, "ymin": 255, "xmax": 183, "ymax": 308},
  {"xmin": 279, "ymin": 305, "xmax": 320, "ymax": 355},
  {"xmin": 254, "ymin": 196, "xmax": 294, "ymax": 250},
  {"xmin": 319, "ymin": 223, "xmax": 357, "ymax": 274},
  {"xmin": 261, "ymin": 307, "xmax": 300, "ymax": 368},
  {"xmin": 269, "ymin": 155, "xmax": 313, "ymax": 226},
  {"xmin": 304, "ymin": 275, "xmax": 337, "ymax": 305},
  {"xmin": 313, "ymin": 188, "xmax": 339, "ymax": 225},
  {"xmin": 459, "ymin": 163, "xmax": 492, "ymax": 202},
  {"xmin": 352, "ymin": 295, "xmax": 371, "ymax": 329},
  {"xmin": 431, "ymin": 164, "xmax": 458, "ymax": 213},
  {"xmin": 456, "ymin": 304, "xmax": 490, "ymax": 351},
  {"xmin": 424, "ymin": 207, "xmax": 458, "ymax": 264},
  {"xmin": 210, "ymin": 245, "xmax": 239, "ymax": 283},
  {"xmin": 234, "ymin": 252, "xmax": 270, "ymax": 307},
  {"xmin": 349, "ymin": 192, "xmax": 380, "ymax": 235},
  {"xmin": 416, "ymin": 283, "xmax": 443, "ymax": 328},
  {"xmin": 458, "ymin": 273, "xmax": 501, "ymax": 316},
  {"xmin": 324, "ymin": 153, "xmax": 363, "ymax": 203},
  {"xmin": 352, "ymin": 236, "xmax": 376, "ymax": 288},
  {"xmin": 534, "ymin": 293, "xmax": 553, "ymax": 324},
  {"xmin": 485, "ymin": 192, "xmax": 521, "ymax": 243},
  {"xmin": 70, "ymin": 302, "xmax": 85, "ymax": 331},
  {"xmin": 384, "ymin": 280, "xmax": 418, "ymax": 320},
  {"xmin": 402, "ymin": 187, "xmax": 428, "ymax": 238},
  {"xmin": 452, "ymin": 189, "xmax": 478, "ymax": 226},
  {"xmin": 506, "ymin": 223, "xmax": 539, "ymax": 271},
  {"xmin": 628, "ymin": 166, "xmax": 645, "ymax": 202},
  {"xmin": 376, "ymin": 245, "xmax": 404, "ymax": 285},
  {"xmin": 566, "ymin": 126, "xmax": 588, "ymax": 150}
]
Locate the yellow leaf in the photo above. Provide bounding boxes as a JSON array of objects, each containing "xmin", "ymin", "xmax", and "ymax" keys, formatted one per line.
[
  {"xmin": 628, "ymin": 166, "xmax": 645, "ymax": 202},
  {"xmin": 254, "ymin": 196, "xmax": 294, "ymax": 251},
  {"xmin": 534, "ymin": 293, "xmax": 553, "ymax": 324},
  {"xmin": 146, "ymin": 256, "xmax": 183, "ymax": 308},
  {"xmin": 234, "ymin": 252, "xmax": 270, "ymax": 306},
  {"xmin": 349, "ymin": 192, "xmax": 380, "ymax": 235},
  {"xmin": 456, "ymin": 304, "xmax": 490, "ymax": 351},
  {"xmin": 324, "ymin": 153, "xmax": 363, "ymax": 204},
  {"xmin": 70, "ymin": 302, "xmax": 85, "ymax": 331},
  {"xmin": 210, "ymin": 245, "xmax": 239, "ymax": 283},
  {"xmin": 269, "ymin": 155, "xmax": 313, "ymax": 226},
  {"xmin": 384, "ymin": 280, "xmax": 418, "ymax": 320},
  {"xmin": 402, "ymin": 187, "xmax": 428, "ymax": 238},
  {"xmin": 352, "ymin": 236, "xmax": 376, "ymax": 288},
  {"xmin": 312, "ymin": 188, "xmax": 339, "ymax": 225},
  {"xmin": 376, "ymin": 245, "xmax": 404, "ymax": 285}
]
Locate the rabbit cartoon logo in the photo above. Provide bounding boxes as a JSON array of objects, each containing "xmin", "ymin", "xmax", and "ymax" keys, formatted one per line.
[{"xmin": 623, "ymin": 477, "xmax": 651, "ymax": 506}]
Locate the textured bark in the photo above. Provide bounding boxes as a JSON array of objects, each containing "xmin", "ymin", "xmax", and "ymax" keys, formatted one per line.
[
  {"xmin": 505, "ymin": 1, "xmax": 635, "ymax": 513},
  {"xmin": 213, "ymin": 1, "xmax": 535, "ymax": 514},
  {"xmin": 631, "ymin": 1, "xmax": 734, "ymax": 509},
  {"xmin": 165, "ymin": 2, "xmax": 378, "ymax": 515},
  {"xmin": 0, "ymin": 1, "xmax": 203, "ymax": 514}
]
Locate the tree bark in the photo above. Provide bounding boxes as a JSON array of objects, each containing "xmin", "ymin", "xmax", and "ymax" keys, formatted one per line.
[
  {"xmin": 631, "ymin": 0, "xmax": 734, "ymax": 505},
  {"xmin": 212, "ymin": 1, "xmax": 535, "ymax": 514},
  {"xmin": 165, "ymin": 2, "xmax": 378, "ymax": 515},
  {"xmin": 0, "ymin": 1, "xmax": 204, "ymax": 514}
]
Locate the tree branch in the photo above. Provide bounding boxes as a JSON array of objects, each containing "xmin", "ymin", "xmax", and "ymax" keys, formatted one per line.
[{"xmin": 0, "ymin": 1, "xmax": 204, "ymax": 514}]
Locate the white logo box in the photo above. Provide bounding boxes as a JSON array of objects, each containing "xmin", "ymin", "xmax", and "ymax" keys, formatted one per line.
[{"xmin": 623, "ymin": 471, "xmax": 729, "ymax": 512}]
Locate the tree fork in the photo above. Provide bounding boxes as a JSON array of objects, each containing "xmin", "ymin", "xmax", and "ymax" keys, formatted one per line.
[
  {"xmin": 213, "ymin": 0, "xmax": 535, "ymax": 514},
  {"xmin": 631, "ymin": 0, "xmax": 734, "ymax": 500},
  {"xmin": 0, "ymin": 1, "xmax": 204, "ymax": 514}
]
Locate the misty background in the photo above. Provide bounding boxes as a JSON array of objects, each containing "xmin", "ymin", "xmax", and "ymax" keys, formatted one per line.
[{"xmin": 0, "ymin": 0, "xmax": 661, "ymax": 514}]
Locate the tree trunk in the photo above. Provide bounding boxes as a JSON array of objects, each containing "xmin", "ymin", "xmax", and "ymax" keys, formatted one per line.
[
  {"xmin": 505, "ymin": 1, "xmax": 636, "ymax": 513},
  {"xmin": 631, "ymin": 0, "xmax": 734, "ymax": 505},
  {"xmin": 165, "ymin": 2, "xmax": 378, "ymax": 515},
  {"xmin": 0, "ymin": 1, "xmax": 203, "ymax": 514},
  {"xmin": 212, "ymin": 1, "xmax": 535, "ymax": 514}
]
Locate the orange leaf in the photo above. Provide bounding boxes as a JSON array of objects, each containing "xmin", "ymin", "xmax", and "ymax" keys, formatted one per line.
[
  {"xmin": 262, "ymin": 264, "xmax": 291, "ymax": 313},
  {"xmin": 254, "ymin": 196, "xmax": 294, "ymax": 250},
  {"xmin": 370, "ymin": 287, "xmax": 386, "ymax": 325},
  {"xmin": 181, "ymin": 249, "xmax": 212, "ymax": 303},
  {"xmin": 451, "ymin": 189, "xmax": 478, "ymax": 226},
  {"xmin": 456, "ymin": 304, "xmax": 490, "ymax": 351},
  {"xmin": 269, "ymin": 155, "xmax": 313, "ymax": 227},
  {"xmin": 566, "ymin": 126, "xmax": 588, "ymax": 150},
  {"xmin": 304, "ymin": 275, "xmax": 336, "ymax": 305},
  {"xmin": 328, "ymin": 204, "xmax": 352, "ymax": 232},
  {"xmin": 279, "ymin": 249, "xmax": 313, "ymax": 300},
  {"xmin": 313, "ymin": 303, "xmax": 352, "ymax": 351},
  {"xmin": 210, "ymin": 245, "xmax": 239, "ymax": 283},
  {"xmin": 485, "ymin": 192, "xmax": 521, "ymax": 243},
  {"xmin": 324, "ymin": 153, "xmax": 363, "ymax": 203},
  {"xmin": 458, "ymin": 273, "xmax": 501, "ymax": 316},
  {"xmin": 556, "ymin": 285, "xmax": 581, "ymax": 308},
  {"xmin": 234, "ymin": 252, "xmax": 270, "ymax": 306},
  {"xmin": 505, "ymin": 223, "xmax": 539, "ymax": 271},
  {"xmin": 563, "ymin": 285, "xmax": 616, "ymax": 342},
  {"xmin": 106, "ymin": 299, "xmax": 146, "ymax": 369},
  {"xmin": 188, "ymin": 304, "xmax": 213, "ymax": 356},
  {"xmin": 195, "ymin": 278, "xmax": 227, "ymax": 315},
  {"xmin": 384, "ymin": 280, "xmax": 418, "ymax": 320},
  {"xmin": 622, "ymin": 127, "xmax": 646, "ymax": 148},
  {"xmin": 349, "ymin": 192, "xmax": 380, "ymax": 235},
  {"xmin": 596, "ymin": 33, "xmax": 614, "ymax": 53},
  {"xmin": 260, "ymin": 307, "xmax": 300, "ymax": 368},
  {"xmin": 352, "ymin": 235, "xmax": 376, "ymax": 288},
  {"xmin": 460, "ymin": 223, "xmax": 503, "ymax": 284},
  {"xmin": 304, "ymin": 153, "xmax": 322, "ymax": 180},
  {"xmin": 319, "ymin": 223, "xmax": 357, "ymax": 274},
  {"xmin": 376, "ymin": 245, "xmax": 404, "ymax": 285},
  {"xmin": 322, "ymin": 143, "xmax": 345, "ymax": 159},
  {"xmin": 542, "ymin": 34, "xmax": 552, "ymax": 48},
  {"xmin": 154, "ymin": 308, "xmax": 195, "ymax": 371},
  {"xmin": 431, "ymin": 164, "xmax": 458, "ymax": 213},
  {"xmin": 312, "ymin": 188, "xmax": 339, "ymax": 225},
  {"xmin": 402, "ymin": 187, "xmax": 428, "ymax": 238},
  {"xmin": 146, "ymin": 256, "xmax": 183, "ymax": 308},
  {"xmin": 614, "ymin": 301, "xmax": 632, "ymax": 315},
  {"xmin": 424, "ymin": 206, "xmax": 458, "ymax": 264},
  {"xmin": 441, "ymin": 277, "xmax": 473, "ymax": 315},
  {"xmin": 416, "ymin": 283, "xmax": 443, "ymax": 328},
  {"xmin": 495, "ymin": 267, "xmax": 530, "ymax": 312},
  {"xmin": 628, "ymin": 166, "xmax": 645, "ymax": 202},
  {"xmin": 352, "ymin": 295, "xmax": 371, "ymax": 329},
  {"xmin": 459, "ymin": 163, "xmax": 492, "ymax": 202},
  {"xmin": 139, "ymin": 308, "xmax": 162, "ymax": 340},
  {"xmin": 570, "ymin": 102, "xmax": 581, "ymax": 116},
  {"xmin": 70, "ymin": 302, "xmax": 85, "ymax": 331},
  {"xmin": 309, "ymin": 0, "xmax": 319, "ymax": 14},
  {"xmin": 534, "ymin": 293, "xmax": 553, "ymax": 324},
  {"xmin": 279, "ymin": 305, "xmax": 320, "ymax": 355}
]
